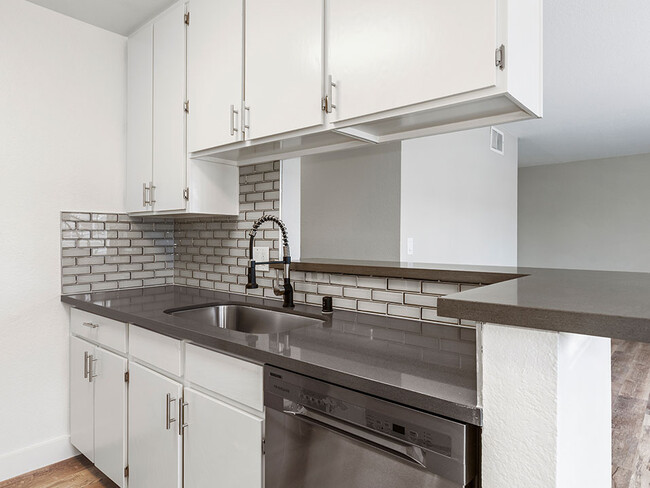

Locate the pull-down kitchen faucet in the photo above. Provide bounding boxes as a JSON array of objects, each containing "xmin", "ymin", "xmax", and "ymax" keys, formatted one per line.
[{"xmin": 246, "ymin": 215, "xmax": 294, "ymax": 308}]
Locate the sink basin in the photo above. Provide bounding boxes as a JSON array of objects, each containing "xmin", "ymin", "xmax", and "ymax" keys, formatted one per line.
[{"xmin": 166, "ymin": 304, "xmax": 325, "ymax": 334}]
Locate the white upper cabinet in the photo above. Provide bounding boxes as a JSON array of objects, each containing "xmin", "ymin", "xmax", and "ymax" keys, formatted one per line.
[
  {"xmin": 131, "ymin": 0, "xmax": 541, "ymax": 165},
  {"xmin": 326, "ymin": 0, "xmax": 498, "ymax": 123},
  {"xmin": 153, "ymin": 2, "xmax": 187, "ymax": 213},
  {"xmin": 126, "ymin": 1, "xmax": 240, "ymax": 216},
  {"xmin": 126, "ymin": 24, "xmax": 153, "ymax": 214},
  {"xmin": 187, "ymin": 0, "xmax": 244, "ymax": 152},
  {"xmin": 244, "ymin": 0, "xmax": 324, "ymax": 140}
]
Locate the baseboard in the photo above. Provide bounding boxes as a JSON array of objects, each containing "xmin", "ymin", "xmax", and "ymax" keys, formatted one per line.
[{"xmin": 0, "ymin": 435, "xmax": 79, "ymax": 482}]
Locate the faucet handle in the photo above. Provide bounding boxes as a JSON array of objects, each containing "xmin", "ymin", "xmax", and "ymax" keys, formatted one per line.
[{"xmin": 246, "ymin": 263, "xmax": 259, "ymax": 289}]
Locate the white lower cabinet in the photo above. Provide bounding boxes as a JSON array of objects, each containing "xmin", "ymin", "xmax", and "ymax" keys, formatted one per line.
[
  {"xmin": 70, "ymin": 336, "xmax": 95, "ymax": 462},
  {"xmin": 93, "ymin": 348, "xmax": 128, "ymax": 486},
  {"xmin": 70, "ymin": 336, "xmax": 127, "ymax": 487},
  {"xmin": 184, "ymin": 388, "xmax": 264, "ymax": 488},
  {"xmin": 128, "ymin": 361, "xmax": 183, "ymax": 488},
  {"xmin": 71, "ymin": 311, "xmax": 264, "ymax": 488}
]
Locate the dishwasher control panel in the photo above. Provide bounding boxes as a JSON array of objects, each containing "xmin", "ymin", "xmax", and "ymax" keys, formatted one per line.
[
  {"xmin": 279, "ymin": 380, "xmax": 453, "ymax": 458},
  {"xmin": 365, "ymin": 412, "xmax": 452, "ymax": 457}
]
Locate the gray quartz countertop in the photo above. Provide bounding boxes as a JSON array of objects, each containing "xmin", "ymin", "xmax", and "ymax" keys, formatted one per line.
[
  {"xmin": 438, "ymin": 268, "xmax": 650, "ymax": 343},
  {"xmin": 61, "ymin": 285, "xmax": 480, "ymax": 426}
]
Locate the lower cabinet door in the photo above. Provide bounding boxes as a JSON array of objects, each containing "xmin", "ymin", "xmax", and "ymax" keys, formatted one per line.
[
  {"xmin": 128, "ymin": 362, "xmax": 183, "ymax": 488},
  {"xmin": 93, "ymin": 348, "xmax": 127, "ymax": 487},
  {"xmin": 70, "ymin": 336, "xmax": 94, "ymax": 462},
  {"xmin": 184, "ymin": 388, "xmax": 264, "ymax": 488}
]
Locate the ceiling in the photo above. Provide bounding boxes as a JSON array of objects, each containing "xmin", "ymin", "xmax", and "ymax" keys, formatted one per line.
[
  {"xmin": 505, "ymin": 0, "xmax": 650, "ymax": 166},
  {"xmin": 25, "ymin": 0, "xmax": 650, "ymax": 166},
  {"xmin": 25, "ymin": 0, "xmax": 176, "ymax": 36}
]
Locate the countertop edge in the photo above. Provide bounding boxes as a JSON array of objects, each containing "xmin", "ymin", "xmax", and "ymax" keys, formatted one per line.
[
  {"xmin": 271, "ymin": 262, "xmax": 524, "ymax": 285},
  {"xmin": 61, "ymin": 294, "xmax": 483, "ymax": 426},
  {"xmin": 438, "ymin": 296, "xmax": 650, "ymax": 343}
]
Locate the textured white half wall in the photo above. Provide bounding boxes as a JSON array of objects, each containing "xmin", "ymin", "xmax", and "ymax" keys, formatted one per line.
[
  {"xmin": 480, "ymin": 324, "xmax": 611, "ymax": 488},
  {"xmin": 0, "ymin": 0, "xmax": 127, "ymax": 480},
  {"xmin": 400, "ymin": 127, "xmax": 518, "ymax": 266}
]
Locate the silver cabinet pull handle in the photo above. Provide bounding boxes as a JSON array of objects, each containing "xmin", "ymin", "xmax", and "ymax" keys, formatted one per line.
[
  {"xmin": 178, "ymin": 398, "xmax": 189, "ymax": 436},
  {"xmin": 83, "ymin": 351, "xmax": 89, "ymax": 379},
  {"xmin": 149, "ymin": 182, "xmax": 156, "ymax": 205},
  {"xmin": 142, "ymin": 183, "xmax": 149, "ymax": 207},
  {"xmin": 88, "ymin": 355, "xmax": 97, "ymax": 383},
  {"xmin": 82, "ymin": 321, "xmax": 99, "ymax": 329},
  {"xmin": 229, "ymin": 104, "xmax": 239, "ymax": 136},
  {"xmin": 166, "ymin": 393, "xmax": 177, "ymax": 430}
]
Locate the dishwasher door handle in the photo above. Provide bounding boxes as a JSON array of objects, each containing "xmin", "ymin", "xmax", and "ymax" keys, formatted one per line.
[{"xmin": 283, "ymin": 403, "xmax": 427, "ymax": 469}]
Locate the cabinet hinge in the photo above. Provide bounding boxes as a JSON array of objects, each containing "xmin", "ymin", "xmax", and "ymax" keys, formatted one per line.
[
  {"xmin": 184, "ymin": 100, "xmax": 190, "ymax": 113},
  {"xmin": 321, "ymin": 96, "xmax": 329, "ymax": 113},
  {"xmin": 184, "ymin": 12, "xmax": 190, "ymax": 25},
  {"xmin": 183, "ymin": 187, "xmax": 189, "ymax": 200},
  {"xmin": 124, "ymin": 466, "xmax": 129, "ymax": 477},
  {"xmin": 495, "ymin": 44, "xmax": 505, "ymax": 71},
  {"xmin": 124, "ymin": 371, "xmax": 129, "ymax": 383}
]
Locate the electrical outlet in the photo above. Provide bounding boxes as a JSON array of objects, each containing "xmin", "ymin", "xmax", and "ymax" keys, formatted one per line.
[
  {"xmin": 407, "ymin": 238, "xmax": 414, "ymax": 256},
  {"xmin": 253, "ymin": 247, "xmax": 269, "ymax": 271}
]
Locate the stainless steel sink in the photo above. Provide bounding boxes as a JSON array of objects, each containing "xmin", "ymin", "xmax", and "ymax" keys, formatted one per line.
[{"xmin": 166, "ymin": 304, "xmax": 325, "ymax": 334}]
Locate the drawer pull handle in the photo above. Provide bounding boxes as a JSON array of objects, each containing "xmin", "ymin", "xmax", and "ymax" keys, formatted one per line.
[{"xmin": 82, "ymin": 322, "xmax": 99, "ymax": 329}]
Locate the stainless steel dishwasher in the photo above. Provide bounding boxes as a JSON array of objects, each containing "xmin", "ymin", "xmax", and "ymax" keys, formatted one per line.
[{"xmin": 264, "ymin": 366, "xmax": 479, "ymax": 488}]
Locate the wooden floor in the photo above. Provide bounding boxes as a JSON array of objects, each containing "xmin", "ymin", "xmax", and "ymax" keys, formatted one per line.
[
  {"xmin": 1, "ymin": 340, "xmax": 649, "ymax": 487},
  {"xmin": 0, "ymin": 456, "xmax": 117, "ymax": 488},
  {"xmin": 612, "ymin": 339, "xmax": 650, "ymax": 487}
]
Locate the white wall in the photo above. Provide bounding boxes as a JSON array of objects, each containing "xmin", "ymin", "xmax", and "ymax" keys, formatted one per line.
[
  {"xmin": 400, "ymin": 127, "xmax": 518, "ymax": 265},
  {"xmin": 519, "ymin": 153, "xmax": 650, "ymax": 271},
  {"xmin": 0, "ymin": 0, "xmax": 127, "ymax": 479},
  {"xmin": 300, "ymin": 143, "xmax": 401, "ymax": 261}
]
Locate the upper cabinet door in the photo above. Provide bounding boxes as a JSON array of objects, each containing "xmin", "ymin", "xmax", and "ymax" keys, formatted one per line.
[
  {"xmin": 187, "ymin": 0, "xmax": 244, "ymax": 152},
  {"xmin": 126, "ymin": 24, "xmax": 153, "ymax": 213},
  {"xmin": 152, "ymin": 2, "xmax": 187, "ymax": 212},
  {"xmin": 244, "ymin": 0, "xmax": 324, "ymax": 140},
  {"xmin": 326, "ymin": 0, "xmax": 498, "ymax": 123}
]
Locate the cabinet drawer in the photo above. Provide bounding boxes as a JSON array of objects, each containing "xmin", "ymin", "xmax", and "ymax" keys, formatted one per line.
[
  {"xmin": 129, "ymin": 325, "xmax": 182, "ymax": 377},
  {"xmin": 185, "ymin": 344, "xmax": 263, "ymax": 412},
  {"xmin": 71, "ymin": 309, "xmax": 127, "ymax": 353}
]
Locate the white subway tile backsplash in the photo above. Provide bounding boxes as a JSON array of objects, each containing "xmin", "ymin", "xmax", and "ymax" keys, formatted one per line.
[
  {"xmin": 422, "ymin": 282, "xmax": 461, "ymax": 295},
  {"xmin": 317, "ymin": 284, "xmax": 343, "ymax": 296},
  {"xmin": 61, "ymin": 212, "xmax": 174, "ymax": 295},
  {"xmin": 63, "ymin": 165, "xmax": 482, "ymax": 337},
  {"xmin": 387, "ymin": 279, "xmax": 421, "ymax": 293},
  {"xmin": 371, "ymin": 290, "xmax": 403, "ymax": 303},
  {"xmin": 387, "ymin": 304, "xmax": 421, "ymax": 320},
  {"xmin": 404, "ymin": 293, "xmax": 438, "ymax": 308},
  {"xmin": 357, "ymin": 276, "xmax": 388, "ymax": 289},
  {"xmin": 357, "ymin": 301, "xmax": 388, "ymax": 314},
  {"xmin": 421, "ymin": 308, "xmax": 459, "ymax": 325},
  {"xmin": 343, "ymin": 287, "xmax": 372, "ymax": 300}
]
